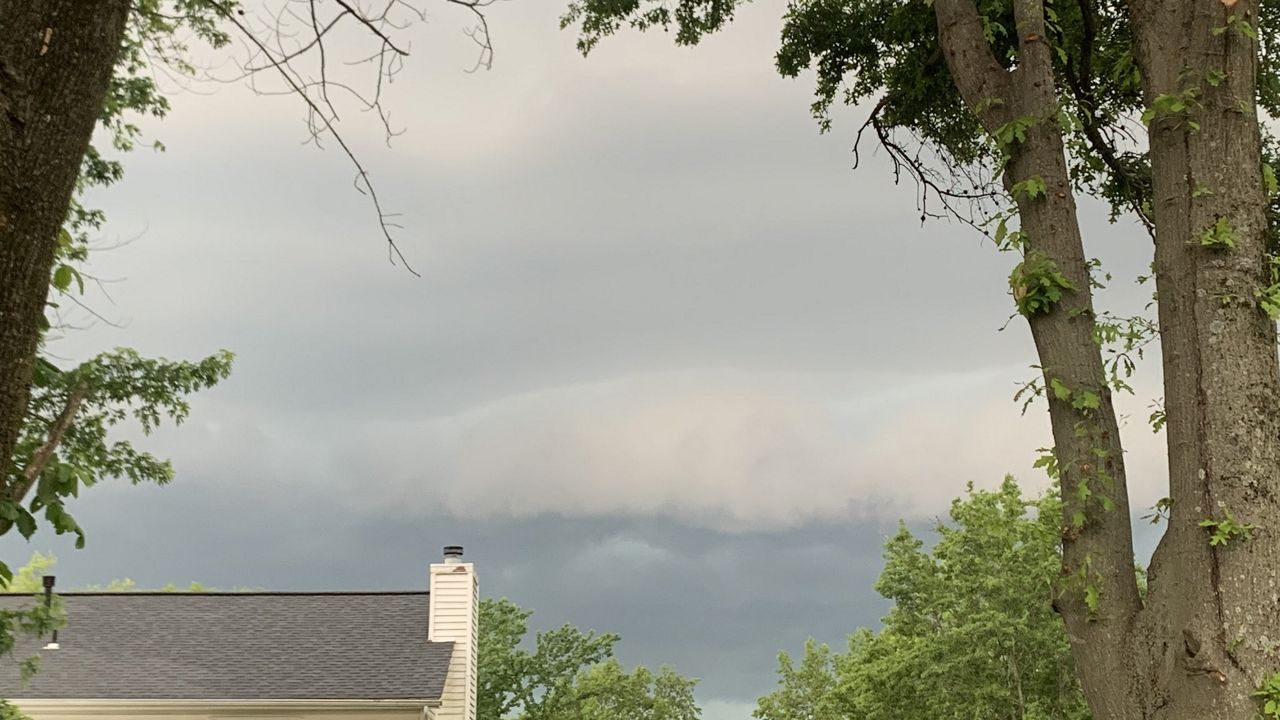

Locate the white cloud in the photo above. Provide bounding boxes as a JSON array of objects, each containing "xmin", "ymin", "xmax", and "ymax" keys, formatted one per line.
[{"xmin": 316, "ymin": 364, "xmax": 1177, "ymax": 531}]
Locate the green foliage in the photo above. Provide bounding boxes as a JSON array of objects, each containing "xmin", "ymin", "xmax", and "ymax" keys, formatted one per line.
[
  {"xmin": 1141, "ymin": 88, "xmax": 1202, "ymax": 131},
  {"xmin": 571, "ymin": 661, "xmax": 700, "ymax": 720},
  {"xmin": 1199, "ymin": 216, "xmax": 1239, "ymax": 250},
  {"xmin": 54, "ymin": 3, "xmax": 236, "ymax": 303},
  {"xmin": 1010, "ymin": 175, "xmax": 1048, "ymax": 202},
  {"xmin": 5, "ymin": 349, "xmax": 233, "ymax": 560},
  {"xmin": 1049, "ymin": 378, "xmax": 1102, "ymax": 413},
  {"xmin": 994, "ymin": 116, "xmax": 1039, "ymax": 149},
  {"xmin": 1010, "ymin": 251, "xmax": 1075, "ymax": 317},
  {"xmin": 752, "ymin": 639, "xmax": 840, "ymax": 720},
  {"xmin": 755, "ymin": 479, "xmax": 1089, "ymax": 720},
  {"xmin": 1033, "ymin": 448, "xmax": 1060, "ymax": 479},
  {"xmin": 1142, "ymin": 497, "xmax": 1173, "ymax": 525},
  {"xmin": 772, "ymin": 0, "xmax": 992, "ymax": 163},
  {"xmin": 561, "ymin": 0, "xmax": 739, "ymax": 54},
  {"xmin": 0, "ymin": 551, "xmax": 222, "ymax": 717},
  {"xmin": 478, "ymin": 598, "xmax": 699, "ymax": 720},
  {"xmin": 556, "ymin": 0, "xmax": 1280, "ymax": 249},
  {"xmin": 0, "ymin": 554, "xmax": 56, "ymax": 595},
  {"xmin": 1199, "ymin": 511, "xmax": 1257, "ymax": 547},
  {"xmin": 1257, "ymin": 255, "xmax": 1280, "ymax": 320},
  {"xmin": 2, "ymin": 552, "xmax": 220, "ymax": 594},
  {"xmin": 1092, "ymin": 312, "xmax": 1157, "ymax": 394},
  {"xmin": 1256, "ymin": 672, "xmax": 1280, "ymax": 719},
  {"xmin": 0, "ymin": 555, "xmax": 65, "ymax": 720},
  {"xmin": 1214, "ymin": 12, "xmax": 1258, "ymax": 41},
  {"xmin": 990, "ymin": 208, "xmax": 1026, "ymax": 251},
  {"xmin": 559, "ymin": 0, "xmax": 1173, "ymax": 230}
]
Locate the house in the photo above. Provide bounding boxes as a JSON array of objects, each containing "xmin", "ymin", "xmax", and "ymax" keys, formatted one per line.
[{"xmin": 0, "ymin": 546, "xmax": 478, "ymax": 720}]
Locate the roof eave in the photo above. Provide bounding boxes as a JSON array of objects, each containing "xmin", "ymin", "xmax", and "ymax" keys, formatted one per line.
[{"xmin": 11, "ymin": 698, "xmax": 440, "ymax": 715}]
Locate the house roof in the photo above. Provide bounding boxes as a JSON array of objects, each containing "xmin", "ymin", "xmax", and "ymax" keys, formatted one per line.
[{"xmin": 0, "ymin": 592, "xmax": 454, "ymax": 701}]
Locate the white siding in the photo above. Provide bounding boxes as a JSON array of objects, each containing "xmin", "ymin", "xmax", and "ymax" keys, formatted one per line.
[{"xmin": 428, "ymin": 562, "xmax": 477, "ymax": 720}]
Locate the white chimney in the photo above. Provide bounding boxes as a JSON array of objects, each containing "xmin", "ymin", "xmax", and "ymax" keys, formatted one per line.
[{"xmin": 429, "ymin": 545, "xmax": 477, "ymax": 720}]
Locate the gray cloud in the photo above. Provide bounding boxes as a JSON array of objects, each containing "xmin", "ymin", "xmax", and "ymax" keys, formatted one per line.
[{"xmin": 17, "ymin": 0, "xmax": 1168, "ymax": 715}]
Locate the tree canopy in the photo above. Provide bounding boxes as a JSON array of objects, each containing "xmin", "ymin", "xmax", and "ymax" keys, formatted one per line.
[
  {"xmin": 479, "ymin": 598, "xmax": 701, "ymax": 720},
  {"xmin": 755, "ymin": 479, "xmax": 1089, "ymax": 720}
]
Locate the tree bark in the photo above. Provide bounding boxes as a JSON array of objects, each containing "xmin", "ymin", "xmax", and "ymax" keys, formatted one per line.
[
  {"xmin": 936, "ymin": 1, "xmax": 1144, "ymax": 716},
  {"xmin": 1128, "ymin": 0, "xmax": 1280, "ymax": 717},
  {"xmin": 940, "ymin": 0, "xmax": 1280, "ymax": 715},
  {"xmin": 0, "ymin": 1, "xmax": 130, "ymax": 485}
]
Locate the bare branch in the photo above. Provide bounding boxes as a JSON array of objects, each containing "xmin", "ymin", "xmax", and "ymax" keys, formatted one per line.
[
  {"xmin": 208, "ymin": 0, "xmax": 427, "ymax": 274},
  {"xmin": 854, "ymin": 98, "xmax": 1004, "ymax": 238}
]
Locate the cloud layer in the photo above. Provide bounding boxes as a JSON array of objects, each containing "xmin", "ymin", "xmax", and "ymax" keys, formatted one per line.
[{"xmin": 16, "ymin": 0, "xmax": 1169, "ymax": 714}]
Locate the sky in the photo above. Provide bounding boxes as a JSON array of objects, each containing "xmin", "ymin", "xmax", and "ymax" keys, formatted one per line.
[{"xmin": 2, "ymin": 2, "xmax": 1169, "ymax": 718}]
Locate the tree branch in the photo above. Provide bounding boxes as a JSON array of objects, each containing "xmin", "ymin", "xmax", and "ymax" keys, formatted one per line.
[
  {"xmin": 1060, "ymin": 0, "xmax": 1154, "ymax": 232},
  {"xmin": 208, "ymin": 0, "xmax": 422, "ymax": 275},
  {"xmin": 934, "ymin": 0, "xmax": 1014, "ymax": 133},
  {"xmin": 12, "ymin": 383, "xmax": 89, "ymax": 502}
]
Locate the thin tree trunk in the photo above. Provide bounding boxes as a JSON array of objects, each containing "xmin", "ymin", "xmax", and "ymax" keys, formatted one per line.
[
  {"xmin": 0, "ymin": 1, "xmax": 130, "ymax": 484},
  {"xmin": 1128, "ymin": 0, "xmax": 1280, "ymax": 716},
  {"xmin": 935, "ymin": 1, "xmax": 1144, "ymax": 716}
]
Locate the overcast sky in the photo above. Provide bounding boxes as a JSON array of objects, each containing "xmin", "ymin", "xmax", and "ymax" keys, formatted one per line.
[{"xmin": 2, "ymin": 2, "xmax": 1168, "ymax": 718}]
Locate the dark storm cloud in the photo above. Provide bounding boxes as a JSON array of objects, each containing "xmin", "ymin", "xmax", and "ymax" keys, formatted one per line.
[{"xmin": 1, "ymin": 483, "xmax": 899, "ymax": 704}]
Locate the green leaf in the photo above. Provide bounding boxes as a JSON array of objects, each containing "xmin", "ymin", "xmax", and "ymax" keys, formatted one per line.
[
  {"xmin": 1083, "ymin": 583, "xmax": 1100, "ymax": 613},
  {"xmin": 52, "ymin": 264, "xmax": 74, "ymax": 292},
  {"xmin": 14, "ymin": 509, "xmax": 36, "ymax": 540}
]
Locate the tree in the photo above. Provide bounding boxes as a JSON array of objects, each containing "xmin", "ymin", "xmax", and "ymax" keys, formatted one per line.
[
  {"xmin": 561, "ymin": 1, "xmax": 1280, "ymax": 715},
  {"xmin": 0, "ymin": 1, "xmax": 133, "ymax": 511},
  {"xmin": 2, "ymin": 2, "xmax": 488, "ymax": 704},
  {"xmin": 752, "ymin": 638, "xmax": 841, "ymax": 720},
  {"xmin": 0, "ymin": 346, "xmax": 231, "ymax": 715},
  {"xmin": 0, "ymin": 0, "xmax": 496, "ymax": 551},
  {"xmin": 755, "ymin": 479, "xmax": 1090, "ymax": 720},
  {"xmin": 478, "ymin": 598, "xmax": 701, "ymax": 720},
  {"xmin": 4, "ymin": 350, "xmax": 233, "ymax": 556}
]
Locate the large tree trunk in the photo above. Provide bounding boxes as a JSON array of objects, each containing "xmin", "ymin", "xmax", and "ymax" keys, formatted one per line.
[
  {"xmin": 0, "ymin": 0, "xmax": 130, "ymax": 485},
  {"xmin": 940, "ymin": 0, "xmax": 1280, "ymax": 715},
  {"xmin": 935, "ymin": 1, "xmax": 1144, "ymax": 714},
  {"xmin": 1128, "ymin": 0, "xmax": 1280, "ymax": 717}
]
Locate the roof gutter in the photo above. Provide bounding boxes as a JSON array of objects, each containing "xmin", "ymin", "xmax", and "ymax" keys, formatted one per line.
[{"xmin": 13, "ymin": 698, "xmax": 438, "ymax": 716}]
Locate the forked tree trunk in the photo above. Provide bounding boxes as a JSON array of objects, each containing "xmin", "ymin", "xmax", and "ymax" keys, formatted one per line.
[
  {"xmin": 938, "ymin": 0, "xmax": 1280, "ymax": 716},
  {"xmin": 0, "ymin": 1, "xmax": 131, "ymax": 484},
  {"xmin": 1129, "ymin": 0, "xmax": 1280, "ymax": 716}
]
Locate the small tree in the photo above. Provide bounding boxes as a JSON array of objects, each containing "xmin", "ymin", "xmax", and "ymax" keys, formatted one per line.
[
  {"xmin": 756, "ymin": 479, "xmax": 1089, "ymax": 720},
  {"xmin": 478, "ymin": 598, "xmax": 701, "ymax": 720}
]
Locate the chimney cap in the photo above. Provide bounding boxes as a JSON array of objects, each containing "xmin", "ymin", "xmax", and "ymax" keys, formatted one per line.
[
  {"xmin": 442, "ymin": 545, "xmax": 464, "ymax": 562},
  {"xmin": 42, "ymin": 575, "xmax": 55, "ymax": 590}
]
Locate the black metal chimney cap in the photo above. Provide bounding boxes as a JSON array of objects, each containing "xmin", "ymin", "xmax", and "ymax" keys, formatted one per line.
[
  {"xmin": 42, "ymin": 575, "xmax": 55, "ymax": 590},
  {"xmin": 443, "ymin": 545, "xmax": 464, "ymax": 558}
]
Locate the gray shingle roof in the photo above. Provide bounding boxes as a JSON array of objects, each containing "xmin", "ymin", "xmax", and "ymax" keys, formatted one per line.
[{"xmin": 0, "ymin": 592, "xmax": 453, "ymax": 701}]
